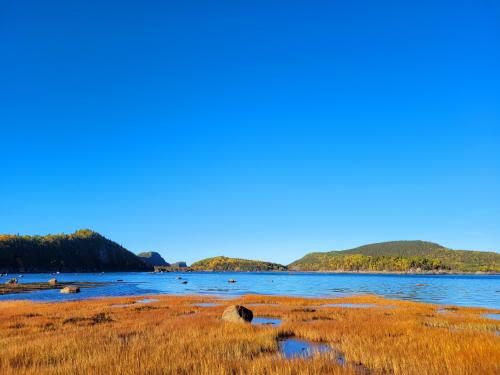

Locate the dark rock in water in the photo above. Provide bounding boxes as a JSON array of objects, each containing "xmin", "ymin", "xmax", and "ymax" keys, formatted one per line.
[
  {"xmin": 48, "ymin": 278, "xmax": 58, "ymax": 285},
  {"xmin": 137, "ymin": 251, "xmax": 169, "ymax": 267},
  {"xmin": 5, "ymin": 278, "xmax": 18, "ymax": 285},
  {"xmin": 60, "ymin": 286, "xmax": 80, "ymax": 294},
  {"xmin": 222, "ymin": 305, "xmax": 253, "ymax": 323},
  {"xmin": 181, "ymin": 280, "xmax": 188, "ymax": 284},
  {"xmin": 176, "ymin": 276, "xmax": 182, "ymax": 280},
  {"xmin": 228, "ymin": 279, "xmax": 237, "ymax": 283},
  {"xmin": 117, "ymin": 279, "xmax": 124, "ymax": 282}
]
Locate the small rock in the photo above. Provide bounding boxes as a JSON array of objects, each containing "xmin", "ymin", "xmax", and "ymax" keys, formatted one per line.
[
  {"xmin": 181, "ymin": 280, "xmax": 188, "ymax": 284},
  {"xmin": 60, "ymin": 286, "xmax": 80, "ymax": 294},
  {"xmin": 222, "ymin": 305, "xmax": 253, "ymax": 323},
  {"xmin": 48, "ymin": 278, "xmax": 58, "ymax": 285},
  {"xmin": 228, "ymin": 279, "xmax": 237, "ymax": 283},
  {"xmin": 176, "ymin": 276, "xmax": 182, "ymax": 280}
]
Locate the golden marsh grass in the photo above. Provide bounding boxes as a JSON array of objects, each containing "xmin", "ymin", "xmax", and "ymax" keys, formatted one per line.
[{"xmin": 0, "ymin": 294, "xmax": 498, "ymax": 374}]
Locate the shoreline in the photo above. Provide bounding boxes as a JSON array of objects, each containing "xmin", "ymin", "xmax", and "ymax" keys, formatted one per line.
[{"xmin": 2, "ymin": 270, "xmax": 499, "ymax": 275}]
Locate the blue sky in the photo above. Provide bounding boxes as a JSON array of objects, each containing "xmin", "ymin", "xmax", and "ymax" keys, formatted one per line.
[{"xmin": 1, "ymin": 0, "xmax": 499, "ymax": 264}]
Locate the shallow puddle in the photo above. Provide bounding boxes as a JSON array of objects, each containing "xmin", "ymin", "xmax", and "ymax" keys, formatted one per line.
[
  {"xmin": 322, "ymin": 303, "xmax": 375, "ymax": 308},
  {"xmin": 252, "ymin": 317, "xmax": 282, "ymax": 326},
  {"xmin": 279, "ymin": 338, "xmax": 332, "ymax": 359},
  {"xmin": 136, "ymin": 298, "xmax": 159, "ymax": 304},
  {"xmin": 110, "ymin": 303, "xmax": 133, "ymax": 308},
  {"xmin": 483, "ymin": 313, "xmax": 500, "ymax": 321}
]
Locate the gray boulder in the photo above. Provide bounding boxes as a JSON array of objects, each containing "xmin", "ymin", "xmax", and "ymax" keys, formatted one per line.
[{"xmin": 60, "ymin": 286, "xmax": 80, "ymax": 294}]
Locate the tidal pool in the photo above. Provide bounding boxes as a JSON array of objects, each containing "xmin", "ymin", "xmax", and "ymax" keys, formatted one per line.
[
  {"xmin": 136, "ymin": 298, "xmax": 159, "ymax": 304},
  {"xmin": 252, "ymin": 317, "xmax": 282, "ymax": 327},
  {"xmin": 322, "ymin": 303, "xmax": 375, "ymax": 308},
  {"xmin": 279, "ymin": 338, "xmax": 332, "ymax": 359},
  {"xmin": 482, "ymin": 313, "xmax": 500, "ymax": 321}
]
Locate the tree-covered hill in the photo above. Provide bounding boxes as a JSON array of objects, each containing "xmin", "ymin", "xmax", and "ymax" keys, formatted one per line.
[
  {"xmin": 0, "ymin": 229, "xmax": 152, "ymax": 272},
  {"xmin": 191, "ymin": 256, "xmax": 287, "ymax": 271},
  {"xmin": 289, "ymin": 241, "xmax": 500, "ymax": 273}
]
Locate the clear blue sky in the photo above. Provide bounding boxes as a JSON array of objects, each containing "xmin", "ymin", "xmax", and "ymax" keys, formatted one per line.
[{"xmin": 1, "ymin": 1, "xmax": 499, "ymax": 264}]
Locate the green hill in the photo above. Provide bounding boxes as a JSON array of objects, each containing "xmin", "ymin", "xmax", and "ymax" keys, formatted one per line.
[
  {"xmin": 0, "ymin": 229, "xmax": 152, "ymax": 272},
  {"xmin": 289, "ymin": 241, "xmax": 500, "ymax": 273},
  {"xmin": 191, "ymin": 256, "xmax": 287, "ymax": 271}
]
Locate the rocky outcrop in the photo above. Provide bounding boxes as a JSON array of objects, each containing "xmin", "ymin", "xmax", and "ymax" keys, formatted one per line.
[
  {"xmin": 171, "ymin": 261, "xmax": 187, "ymax": 268},
  {"xmin": 137, "ymin": 252, "xmax": 169, "ymax": 267},
  {"xmin": 48, "ymin": 278, "xmax": 58, "ymax": 285},
  {"xmin": 60, "ymin": 286, "xmax": 80, "ymax": 294},
  {"xmin": 222, "ymin": 305, "xmax": 253, "ymax": 323}
]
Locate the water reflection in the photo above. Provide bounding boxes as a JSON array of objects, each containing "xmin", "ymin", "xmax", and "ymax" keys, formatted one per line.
[{"xmin": 279, "ymin": 338, "xmax": 331, "ymax": 359}]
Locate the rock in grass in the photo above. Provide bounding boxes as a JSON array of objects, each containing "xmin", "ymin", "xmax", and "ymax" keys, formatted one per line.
[
  {"xmin": 222, "ymin": 305, "xmax": 253, "ymax": 323},
  {"xmin": 60, "ymin": 286, "xmax": 80, "ymax": 294},
  {"xmin": 48, "ymin": 278, "xmax": 58, "ymax": 285}
]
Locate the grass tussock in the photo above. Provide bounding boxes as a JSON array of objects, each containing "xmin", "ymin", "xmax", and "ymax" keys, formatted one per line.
[{"xmin": 0, "ymin": 294, "xmax": 498, "ymax": 375}]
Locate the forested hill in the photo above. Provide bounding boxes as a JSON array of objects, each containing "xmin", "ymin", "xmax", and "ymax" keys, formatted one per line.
[
  {"xmin": 191, "ymin": 256, "xmax": 287, "ymax": 271},
  {"xmin": 0, "ymin": 229, "xmax": 152, "ymax": 272},
  {"xmin": 289, "ymin": 241, "xmax": 500, "ymax": 273}
]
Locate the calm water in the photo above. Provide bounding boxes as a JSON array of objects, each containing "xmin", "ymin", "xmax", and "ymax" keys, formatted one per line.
[{"xmin": 1, "ymin": 272, "xmax": 499, "ymax": 309}]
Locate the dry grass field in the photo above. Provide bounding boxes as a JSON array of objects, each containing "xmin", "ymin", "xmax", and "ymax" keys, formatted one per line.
[{"xmin": 0, "ymin": 294, "xmax": 498, "ymax": 375}]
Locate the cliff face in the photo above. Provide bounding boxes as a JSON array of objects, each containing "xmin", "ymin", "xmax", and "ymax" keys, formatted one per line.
[
  {"xmin": 137, "ymin": 252, "xmax": 169, "ymax": 267},
  {"xmin": 0, "ymin": 229, "xmax": 152, "ymax": 272}
]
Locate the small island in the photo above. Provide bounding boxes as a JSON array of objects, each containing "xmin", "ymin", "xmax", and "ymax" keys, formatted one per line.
[{"xmin": 190, "ymin": 256, "xmax": 287, "ymax": 271}]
